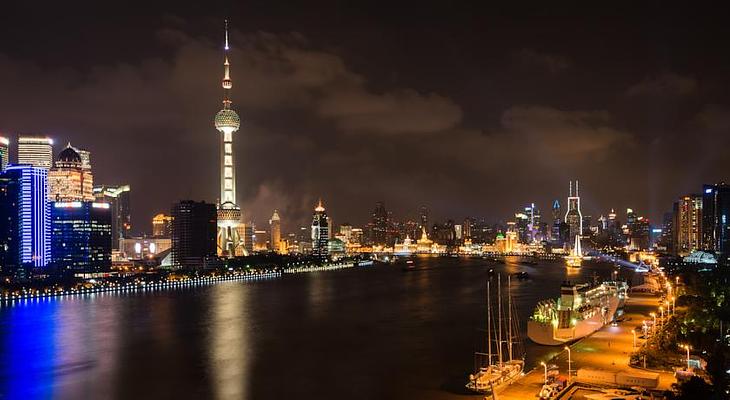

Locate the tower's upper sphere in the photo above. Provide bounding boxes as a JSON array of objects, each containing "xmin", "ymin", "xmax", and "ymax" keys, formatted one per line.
[{"xmin": 214, "ymin": 108, "xmax": 241, "ymax": 131}]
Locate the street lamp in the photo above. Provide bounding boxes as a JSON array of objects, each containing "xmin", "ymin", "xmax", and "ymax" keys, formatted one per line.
[
  {"xmin": 660, "ymin": 306, "xmax": 664, "ymax": 324},
  {"xmin": 632, "ymin": 330, "xmax": 637, "ymax": 350},
  {"xmin": 564, "ymin": 346, "xmax": 572, "ymax": 381},
  {"xmin": 682, "ymin": 344, "xmax": 691, "ymax": 370},
  {"xmin": 672, "ymin": 296, "xmax": 676, "ymax": 313},
  {"xmin": 540, "ymin": 361, "xmax": 548, "ymax": 385},
  {"xmin": 649, "ymin": 312, "xmax": 656, "ymax": 335}
]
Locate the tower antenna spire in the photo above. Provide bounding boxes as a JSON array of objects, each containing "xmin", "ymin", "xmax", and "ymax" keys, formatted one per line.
[{"xmin": 224, "ymin": 19, "xmax": 230, "ymax": 51}]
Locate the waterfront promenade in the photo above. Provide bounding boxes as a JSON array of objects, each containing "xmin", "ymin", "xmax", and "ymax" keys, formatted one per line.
[{"xmin": 498, "ymin": 292, "xmax": 675, "ymax": 399}]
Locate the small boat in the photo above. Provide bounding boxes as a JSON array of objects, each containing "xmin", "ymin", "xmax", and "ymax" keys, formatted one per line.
[{"xmin": 401, "ymin": 260, "xmax": 416, "ymax": 272}]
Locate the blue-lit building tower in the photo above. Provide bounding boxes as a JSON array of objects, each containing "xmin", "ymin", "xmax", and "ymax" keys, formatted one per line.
[
  {"xmin": 0, "ymin": 165, "xmax": 51, "ymax": 272},
  {"xmin": 51, "ymin": 201, "xmax": 112, "ymax": 275},
  {"xmin": 702, "ymin": 182, "xmax": 730, "ymax": 264}
]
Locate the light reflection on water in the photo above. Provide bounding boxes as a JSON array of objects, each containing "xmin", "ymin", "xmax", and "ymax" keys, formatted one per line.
[{"xmin": 0, "ymin": 258, "xmax": 633, "ymax": 399}]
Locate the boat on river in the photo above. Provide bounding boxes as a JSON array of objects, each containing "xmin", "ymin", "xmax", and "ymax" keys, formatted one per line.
[{"xmin": 527, "ymin": 280, "xmax": 628, "ymax": 346}]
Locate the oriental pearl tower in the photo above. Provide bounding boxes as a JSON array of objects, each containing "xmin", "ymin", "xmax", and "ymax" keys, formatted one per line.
[{"xmin": 214, "ymin": 20, "xmax": 246, "ymax": 257}]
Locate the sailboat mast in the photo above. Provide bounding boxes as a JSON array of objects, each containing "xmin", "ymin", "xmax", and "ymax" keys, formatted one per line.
[
  {"xmin": 487, "ymin": 278, "xmax": 492, "ymax": 366},
  {"xmin": 497, "ymin": 273, "xmax": 503, "ymax": 366},
  {"xmin": 508, "ymin": 274, "xmax": 513, "ymax": 361}
]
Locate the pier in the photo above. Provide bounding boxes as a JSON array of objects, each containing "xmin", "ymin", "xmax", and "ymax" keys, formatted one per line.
[{"xmin": 498, "ymin": 292, "xmax": 676, "ymax": 399}]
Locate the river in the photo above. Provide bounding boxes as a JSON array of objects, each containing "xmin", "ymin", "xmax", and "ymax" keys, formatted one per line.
[{"xmin": 0, "ymin": 256, "xmax": 635, "ymax": 399}]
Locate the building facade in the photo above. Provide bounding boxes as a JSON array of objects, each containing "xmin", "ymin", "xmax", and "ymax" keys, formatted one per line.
[
  {"xmin": 49, "ymin": 145, "xmax": 94, "ymax": 202},
  {"xmin": 0, "ymin": 175, "xmax": 19, "ymax": 275},
  {"xmin": 0, "ymin": 137, "xmax": 8, "ymax": 172},
  {"xmin": 152, "ymin": 213, "xmax": 173, "ymax": 237},
  {"xmin": 18, "ymin": 136, "xmax": 53, "ymax": 169},
  {"xmin": 270, "ymin": 210, "xmax": 281, "ymax": 253},
  {"xmin": 673, "ymin": 194, "xmax": 703, "ymax": 256},
  {"xmin": 564, "ymin": 181, "xmax": 583, "ymax": 246},
  {"xmin": 1, "ymin": 165, "xmax": 50, "ymax": 269},
  {"xmin": 170, "ymin": 200, "xmax": 217, "ymax": 269},
  {"xmin": 702, "ymin": 183, "xmax": 730, "ymax": 264},
  {"xmin": 311, "ymin": 200, "xmax": 330, "ymax": 260},
  {"xmin": 93, "ymin": 185, "xmax": 131, "ymax": 249},
  {"xmin": 50, "ymin": 201, "xmax": 112, "ymax": 275}
]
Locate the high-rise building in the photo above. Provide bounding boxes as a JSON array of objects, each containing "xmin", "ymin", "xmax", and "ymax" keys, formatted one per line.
[
  {"xmin": 463, "ymin": 217, "xmax": 472, "ymax": 240},
  {"xmin": 93, "ymin": 185, "xmax": 131, "ymax": 249},
  {"xmin": 50, "ymin": 201, "xmax": 112, "ymax": 275},
  {"xmin": 311, "ymin": 200, "xmax": 330, "ymax": 261},
  {"xmin": 673, "ymin": 194, "xmax": 702, "ymax": 256},
  {"xmin": 152, "ymin": 213, "xmax": 173, "ymax": 237},
  {"xmin": 18, "ymin": 136, "xmax": 53, "ymax": 169},
  {"xmin": 419, "ymin": 205, "xmax": 428, "ymax": 232},
  {"xmin": 0, "ymin": 165, "xmax": 50, "ymax": 268},
  {"xmin": 0, "ymin": 174, "xmax": 19, "ymax": 275},
  {"xmin": 270, "ymin": 210, "xmax": 281, "ymax": 253},
  {"xmin": 214, "ymin": 21, "xmax": 245, "ymax": 258},
  {"xmin": 564, "ymin": 180, "xmax": 583, "ymax": 246},
  {"xmin": 551, "ymin": 200, "xmax": 561, "ymax": 243},
  {"xmin": 371, "ymin": 201, "xmax": 388, "ymax": 245},
  {"xmin": 702, "ymin": 183, "xmax": 730, "ymax": 264},
  {"xmin": 48, "ymin": 145, "xmax": 94, "ymax": 202},
  {"xmin": 0, "ymin": 136, "xmax": 9, "ymax": 172},
  {"xmin": 254, "ymin": 230, "xmax": 268, "ymax": 251},
  {"xmin": 170, "ymin": 200, "xmax": 217, "ymax": 269}
]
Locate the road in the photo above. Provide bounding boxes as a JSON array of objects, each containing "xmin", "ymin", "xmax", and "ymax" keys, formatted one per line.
[{"xmin": 497, "ymin": 293, "xmax": 676, "ymax": 399}]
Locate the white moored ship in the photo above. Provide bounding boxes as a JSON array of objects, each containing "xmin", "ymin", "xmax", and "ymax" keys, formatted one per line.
[{"xmin": 527, "ymin": 280, "xmax": 627, "ymax": 346}]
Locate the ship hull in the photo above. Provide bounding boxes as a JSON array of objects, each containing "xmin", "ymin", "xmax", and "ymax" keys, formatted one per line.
[{"xmin": 527, "ymin": 295, "xmax": 619, "ymax": 346}]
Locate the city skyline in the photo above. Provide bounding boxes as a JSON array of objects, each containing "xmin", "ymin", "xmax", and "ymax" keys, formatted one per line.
[{"xmin": 2, "ymin": 4, "xmax": 730, "ymax": 230}]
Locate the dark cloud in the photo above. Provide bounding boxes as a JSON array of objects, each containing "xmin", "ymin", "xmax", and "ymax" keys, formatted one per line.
[
  {"xmin": 626, "ymin": 72, "xmax": 698, "ymax": 97},
  {"xmin": 515, "ymin": 49, "xmax": 570, "ymax": 73}
]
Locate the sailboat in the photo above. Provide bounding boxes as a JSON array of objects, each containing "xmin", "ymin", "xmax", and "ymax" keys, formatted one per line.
[
  {"xmin": 565, "ymin": 234, "xmax": 583, "ymax": 268},
  {"xmin": 466, "ymin": 274, "xmax": 525, "ymax": 394}
]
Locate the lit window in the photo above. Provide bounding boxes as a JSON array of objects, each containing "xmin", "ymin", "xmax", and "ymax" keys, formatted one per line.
[
  {"xmin": 224, "ymin": 156, "xmax": 232, "ymax": 166},
  {"xmin": 225, "ymin": 167, "xmax": 233, "ymax": 178},
  {"xmin": 225, "ymin": 143, "xmax": 232, "ymax": 154}
]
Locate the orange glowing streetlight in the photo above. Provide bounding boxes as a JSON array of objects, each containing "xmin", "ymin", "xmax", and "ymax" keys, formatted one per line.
[{"xmin": 681, "ymin": 344, "xmax": 691, "ymax": 370}]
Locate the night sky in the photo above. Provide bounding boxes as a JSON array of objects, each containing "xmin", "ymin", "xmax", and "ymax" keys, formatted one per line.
[{"xmin": 2, "ymin": 2, "xmax": 729, "ymax": 233}]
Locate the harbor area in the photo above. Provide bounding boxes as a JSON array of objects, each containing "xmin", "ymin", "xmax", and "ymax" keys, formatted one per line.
[{"xmin": 497, "ymin": 292, "xmax": 676, "ymax": 399}]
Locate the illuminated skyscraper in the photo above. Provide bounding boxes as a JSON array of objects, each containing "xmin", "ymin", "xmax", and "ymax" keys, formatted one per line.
[
  {"xmin": 419, "ymin": 205, "xmax": 428, "ymax": 232},
  {"xmin": 371, "ymin": 201, "xmax": 388, "ymax": 245},
  {"xmin": 93, "ymin": 185, "xmax": 131, "ymax": 249},
  {"xmin": 50, "ymin": 201, "xmax": 112, "ymax": 275},
  {"xmin": 270, "ymin": 210, "xmax": 281, "ymax": 253},
  {"xmin": 673, "ymin": 194, "xmax": 702, "ymax": 256},
  {"xmin": 18, "ymin": 136, "xmax": 53, "ymax": 169},
  {"xmin": 213, "ymin": 20, "xmax": 245, "ymax": 257},
  {"xmin": 152, "ymin": 213, "xmax": 173, "ymax": 237},
  {"xmin": 48, "ymin": 145, "xmax": 94, "ymax": 202},
  {"xmin": 1, "ymin": 165, "xmax": 50, "ymax": 268},
  {"xmin": 0, "ymin": 136, "xmax": 9, "ymax": 172},
  {"xmin": 311, "ymin": 200, "xmax": 329, "ymax": 260},
  {"xmin": 564, "ymin": 180, "xmax": 583, "ymax": 246}
]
